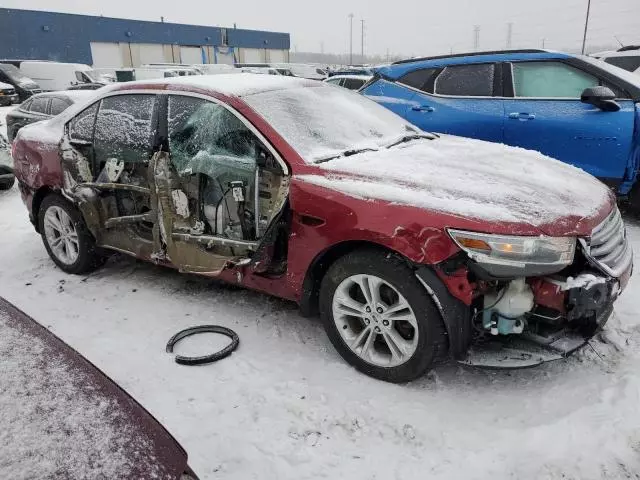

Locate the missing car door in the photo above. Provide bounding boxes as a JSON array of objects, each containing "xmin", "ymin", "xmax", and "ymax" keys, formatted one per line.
[{"xmin": 152, "ymin": 94, "xmax": 289, "ymax": 274}]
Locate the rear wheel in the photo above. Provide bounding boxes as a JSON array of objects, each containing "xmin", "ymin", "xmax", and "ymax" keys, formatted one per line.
[
  {"xmin": 38, "ymin": 195, "xmax": 105, "ymax": 274},
  {"xmin": 319, "ymin": 249, "xmax": 447, "ymax": 383}
]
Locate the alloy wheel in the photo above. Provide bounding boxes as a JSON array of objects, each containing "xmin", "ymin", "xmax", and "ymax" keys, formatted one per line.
[
  {"xmin": 43, "ymin": 206, "xmax": 80, "ymax": 266},
  {"xmin": 332, "ymin": 274, "xmax": 419, "ymax": 367}
]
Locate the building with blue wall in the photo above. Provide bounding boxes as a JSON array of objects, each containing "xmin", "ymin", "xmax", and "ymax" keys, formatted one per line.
[{"xmin": 0, "ymin": 8, "xmax": 290, "ymax": 67}]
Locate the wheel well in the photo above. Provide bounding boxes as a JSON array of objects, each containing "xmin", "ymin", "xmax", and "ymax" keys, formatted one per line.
[
  {"xmin": 31, "ymin": 187, "xmax": 55, "ymax": 232},
  {"xmin": 299, "ymin": 241, "xmax": 405, "ymax": 317}
]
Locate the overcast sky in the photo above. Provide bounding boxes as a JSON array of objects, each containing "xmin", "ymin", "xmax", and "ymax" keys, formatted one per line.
[{"xmin": 2, "ymin": 0, "xmax": 638, "ymax": 57}]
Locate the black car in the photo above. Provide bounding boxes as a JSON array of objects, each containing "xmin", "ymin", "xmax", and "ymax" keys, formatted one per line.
[
  {"xmin": 5, "ymin": 90, "xmax": 95, "ymax": 142},
  {"xmin": 0, "ymin": 81, "xmax": 19, "ymax": 106},
  {"xmin": 0, "ymin": 63, "xmax": 41, "ymax": 102}
]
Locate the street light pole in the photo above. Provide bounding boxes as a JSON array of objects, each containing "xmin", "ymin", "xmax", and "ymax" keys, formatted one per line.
[
  {"xmin": 581, "ymin": 0, "xmax": 591, "ymax": 54},
  {"xmin": 361, "ymin": 19, "xmax": 365, "ymax": 63},
  {"xmin": 349, "ymin": 13, "xmax": 354, "ymax": 65}
]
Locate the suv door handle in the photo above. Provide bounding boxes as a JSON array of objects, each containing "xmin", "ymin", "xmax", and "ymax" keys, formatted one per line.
[
  {"xmin": 508, "ymin": 112, "xmax": 536, "ymax": 120},
  {"xmin": 411, "ymin": 105, "xmax": 435, "ymax": 112}
]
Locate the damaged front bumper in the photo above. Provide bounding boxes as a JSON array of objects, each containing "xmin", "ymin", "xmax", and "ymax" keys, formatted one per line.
[
  {"xmin": 417, "ymin": 258, "xmax": 628, "ymax": 370},
  {"xmin": 459, "ymin": 303, "xmax": 613, "ymax": 369}
]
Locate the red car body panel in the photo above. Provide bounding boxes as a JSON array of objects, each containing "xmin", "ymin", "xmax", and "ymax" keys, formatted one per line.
[{"xmin": 11, "ymin": 80, "xmax": 626, "ymax": 312}]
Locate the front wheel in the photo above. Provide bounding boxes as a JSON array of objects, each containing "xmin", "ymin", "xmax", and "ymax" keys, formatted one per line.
[
  {"xmin": 38, "ymin": 194, "xmax": 105, "ymax": 274},
  {"xmin": 319, "ymin": 249, "xmax": 447, "ymax": 383}
]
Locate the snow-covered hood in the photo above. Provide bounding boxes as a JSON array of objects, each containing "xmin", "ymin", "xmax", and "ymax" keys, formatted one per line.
[{"xmin": 297, "ymin": 135, "xmax": 613, "ymax": 235}]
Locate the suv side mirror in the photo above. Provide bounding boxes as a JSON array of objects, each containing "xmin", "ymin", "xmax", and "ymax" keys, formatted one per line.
[{"xmin": 581, "ymin": 86, "xmax": 621, "ymax": 112}]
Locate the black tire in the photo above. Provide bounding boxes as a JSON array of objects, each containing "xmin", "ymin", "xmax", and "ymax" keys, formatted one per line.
[
  {"xmin": 0, "ymin": 166, "xmax": 15, "ymax": 190},
  {"xmin": 319, "ymin": 248, "xmax": 447, "ymax": 383},
  {"xmin": 38, "ymin": 194, "xmax": 105, "ymax": 274}
]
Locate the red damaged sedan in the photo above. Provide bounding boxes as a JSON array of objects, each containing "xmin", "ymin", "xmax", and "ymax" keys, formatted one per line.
[{"xmin": 11, "ymin": 74, "xmax": 632, "ymax": 382}]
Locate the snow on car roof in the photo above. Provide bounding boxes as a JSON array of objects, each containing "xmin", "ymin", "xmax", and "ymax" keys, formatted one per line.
[
  {"xmin": 0, "ymin": 302, "xmax": 176, "ymax": 479},
  {"xmin": 127, "ymin": 73, "xmax": 320, "ymax": 97},
  {"xmin": 324, "ymin": 74, "xmax": 373, "ymax": 81}
]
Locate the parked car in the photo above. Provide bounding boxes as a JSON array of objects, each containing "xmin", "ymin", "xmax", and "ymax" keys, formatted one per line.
[
  {"xmin": 12, "ymin": 75, "xmax": 632, "ymax": 382},
  {"xmin": 0, "ymin": 124, "xmax": 14, "ymax": 190},
  {"xmin": 6, "ymin": 90, "xmax": 95, "ymax": 142},
  {"xmin": 0, "ymin": 63, "xmax": 41, "ymax": 101},
  {"xmin": 323, "ymin": 74, "xmax": 373, "ymax": 90},
  {"xmin": 15, "ymin": 60, "xmax": 107, "ymax": 91},
  {"xmin": 0, "ymin": 80, "xmax": 19, "ymax": 105},
  {"xmin": 593, "ymin": 46, "xmax": 640, "ymax": 74},
  {"xmin": 362, "ymin": 49, "xmax": 640, "ymax": 205},
  {"xmin": 0, "ymin": 296, "xmax": 199, "ymax": 479},
  {"xmin": 240, "ymin": 66, "xmax": 281, "ymax": 75}
]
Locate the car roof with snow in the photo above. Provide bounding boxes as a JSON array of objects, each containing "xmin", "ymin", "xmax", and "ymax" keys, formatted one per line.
[
  {"xmin": 113, "ymin": 73, "xmax": 319, "ymax": 97},
  {"xmin": 0, "ymin": 296, "xmax": 191, "ymax": 478},
  {"xmin": 324, "ymin": 74, "xmax": 373, "ymax": 81}
]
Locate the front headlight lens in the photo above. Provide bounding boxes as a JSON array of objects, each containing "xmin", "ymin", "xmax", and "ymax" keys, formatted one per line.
[{"xmin": 448, "ymin": 229, "xmax": 575, "ymax": 275}]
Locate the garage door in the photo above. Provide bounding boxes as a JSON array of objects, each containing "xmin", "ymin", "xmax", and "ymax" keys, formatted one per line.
[
  {"xmin": 138, "ymin": 44, "xmax": 165, "ymax": 65},
  {"xmin": 215, "ymin": 46, "xmax": 236, "ymax": 65},
  {"xmin": 90, "ymin": 42, "xmax": 123, "ymax": 68},
  {"xmin": 180, "ymin": 46, "xmax": 203, "ymax": 64},
  {"xmin": 242, "ymin": 48, "xmax": 263, "ymax": 63},
  {"xmin": 268, "ymin": 50, "xmax": 287, "ymax": 63}
]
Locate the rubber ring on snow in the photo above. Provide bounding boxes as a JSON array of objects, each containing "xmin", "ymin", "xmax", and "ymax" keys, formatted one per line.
[{"xmin": 166, "ymin": 325, "xmax": 239, "ymax": 365}]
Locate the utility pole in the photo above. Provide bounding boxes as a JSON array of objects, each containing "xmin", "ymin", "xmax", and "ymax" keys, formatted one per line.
[
  {"xmin": 542, "ymin": 38, "xmax": 546, "ymax": 49},
  {"xmin": 581, "ymin": 0, "xmax": 591, "ymax": 54},
  {"xmin": 348, "ymin": 13, "xmax": 354, "ymax": 65},
  {"xmin": 361, "ymin": 19, "xmax": 365, "ymax": 63},
  {"xmin": 473, "ymin": 25, "xmax": 480, "ymax": 51},
  {"xmin": 506, "ymin": 22, "xmax": 513, "ymax": 49}
]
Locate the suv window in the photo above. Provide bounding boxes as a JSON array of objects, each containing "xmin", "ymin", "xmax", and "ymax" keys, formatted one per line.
[
  {"xmin": 20, "ymin": 99, "xmax": 33, "ymax": 111},
  {"xmin": 30, "ymin": 97, "xmax": 49, "ymax": 114},
  {"xmin": 512, "ymin": 62, "xmax": 598, "ymax": 98},
  {"xmin": 343, "ymin": 78, "xmax": 365, "ymax": 90},
  {"xmin": 69, "ymin": 103, "xmax": 99, "ymax": 142},
  {"xmin": 604, "ymin": 56, "xmax": 640, "ymax": 73},
  {"xmin": 398, "ymin": 68, "xmax": 439, "ymax": 92},
  {"xmin": 94, "ymin": 94, "xmax": 156, "ymax": 164},
  {"xmin": 434, "ymin": 64, "xmax": 495, "ymax": 96},
  {"xmin": 50, "ymin": 98, "xmax": 70, "ymax": 116}
]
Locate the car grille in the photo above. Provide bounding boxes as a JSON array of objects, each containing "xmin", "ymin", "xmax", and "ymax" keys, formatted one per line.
[{"xmin": 587, "ymin": 207, "xmax": 633, "ymax": 278}]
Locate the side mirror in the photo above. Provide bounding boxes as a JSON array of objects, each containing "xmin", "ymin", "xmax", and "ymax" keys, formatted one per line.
[{"xmin": 581, "ymin": 86, "xmax": 620, "ymax": 112}]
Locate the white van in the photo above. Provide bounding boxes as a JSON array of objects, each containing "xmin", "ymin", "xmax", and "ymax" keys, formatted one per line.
[{"xmin": 18, "ymin": 61, "xmax": 105, "ymax": 91}]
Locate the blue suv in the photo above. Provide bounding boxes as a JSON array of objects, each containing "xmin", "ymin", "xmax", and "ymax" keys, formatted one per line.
[{"xmin": 362, "ymin": 50, "xmax": 640, "ymax": 203}]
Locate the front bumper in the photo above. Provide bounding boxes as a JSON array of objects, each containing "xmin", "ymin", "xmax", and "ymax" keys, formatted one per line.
[{"xmin": 0, "ymin": 94, "xmax": 18, "ymax": 105}]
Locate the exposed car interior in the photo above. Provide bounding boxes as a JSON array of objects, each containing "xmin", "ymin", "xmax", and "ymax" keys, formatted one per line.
[{"xmin": 61, "ymin": 92, "xmax": 289, "ymax": 274}]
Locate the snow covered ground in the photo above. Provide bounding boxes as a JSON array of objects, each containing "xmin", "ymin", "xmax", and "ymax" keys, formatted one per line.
[{"xmin": 2, "ymin": 108, "xmax": 640, "ymax": 478}]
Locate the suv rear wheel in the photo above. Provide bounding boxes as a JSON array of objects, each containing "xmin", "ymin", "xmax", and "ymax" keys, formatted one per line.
[
  {"xmin": 319, "ymin": 249, "xmax": 447, "ymax": 383},
  {"xmin": 38, "ymin": 195, "xmax": 105, "ymax": 274}
]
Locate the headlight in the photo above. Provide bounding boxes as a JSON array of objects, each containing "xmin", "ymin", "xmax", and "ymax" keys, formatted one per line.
[{"xmin": 447, "ymin": 229, "xmax": 576, "ymax": 277}]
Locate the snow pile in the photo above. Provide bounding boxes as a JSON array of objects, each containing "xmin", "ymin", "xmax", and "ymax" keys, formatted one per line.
[
  {"xmin": 298, "ymin": 135, "xmax": 611, "ymax": 226},
  {"xmin": 0, "ymin": 309, "xmax": 172, "ymax": 480}
]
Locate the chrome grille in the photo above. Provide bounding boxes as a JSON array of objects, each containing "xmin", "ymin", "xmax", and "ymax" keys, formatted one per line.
[{"xmin": 587, "ymin": 207, "xmax": 632, "ymax": 278}]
